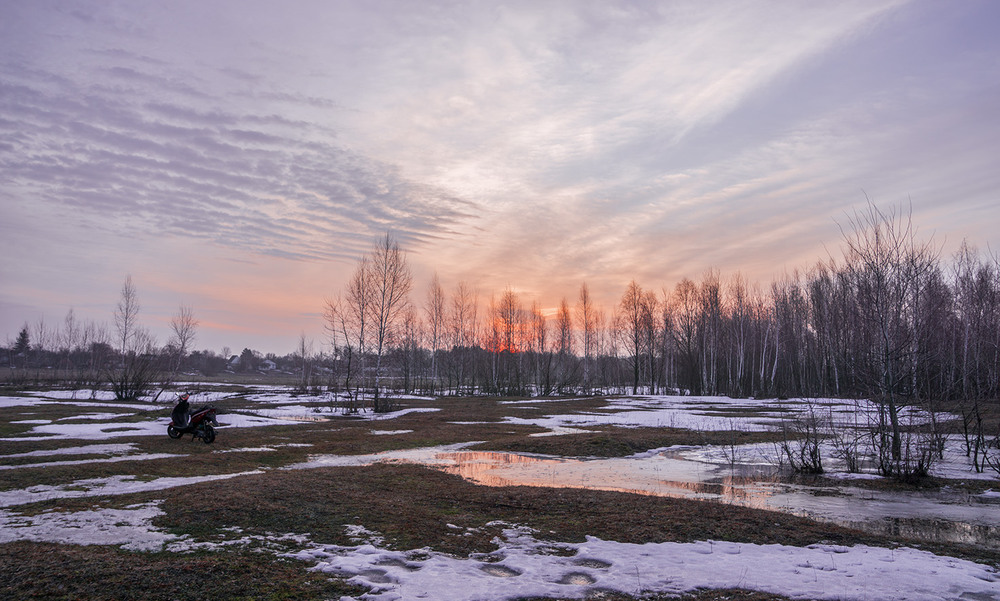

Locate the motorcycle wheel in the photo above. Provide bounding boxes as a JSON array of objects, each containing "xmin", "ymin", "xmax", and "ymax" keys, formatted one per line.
[
  {"xmin": 167, "ymin": 425, "xmax": 182, "ymax": 439},
  {"xmin": 201, "ymin": 425, "xmax": 216, "ymax": 444}
]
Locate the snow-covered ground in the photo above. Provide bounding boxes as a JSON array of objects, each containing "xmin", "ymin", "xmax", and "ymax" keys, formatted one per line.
[
  {"xmin": 294, "ymin": 524, "xmax": 999, "ymax": 601},
  {"xmin": 1, "ymin": 389, "xmax": 999, "ymax": 600},
  {"xmin": 502, "ymin": 394, "xmax": 942, "ymax": 435}
]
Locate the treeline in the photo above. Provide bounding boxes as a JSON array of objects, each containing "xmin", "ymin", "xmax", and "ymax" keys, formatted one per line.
[
  {"xmin": 323, "ymin": 205, "xmax": 1000, "ymax": 405},
  {"xmin": 317, "ymin": 202, "xmax": 1000, "ymax": 479},
  {"xmin": 5, "ymin": 203, "xmax": 999, "ymax": 413}
]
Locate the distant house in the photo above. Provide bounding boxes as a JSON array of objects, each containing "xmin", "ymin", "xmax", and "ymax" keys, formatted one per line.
[{"xmin": 261, "ymin": 359, "xmax": 277, "ymax": 371}]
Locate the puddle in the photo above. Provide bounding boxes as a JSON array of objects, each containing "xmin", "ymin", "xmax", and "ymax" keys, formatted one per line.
[
  {"xmin": 290, "ymin": 441, "xmax": 1000, "ymax": 550},
  {"xmin": 434, "ymin": 450, "xmax": 1000, "ymax": 550}
]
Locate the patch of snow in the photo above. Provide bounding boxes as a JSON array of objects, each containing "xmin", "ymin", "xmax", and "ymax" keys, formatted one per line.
[
  {"xmin": 1, "ymin": 443, "xmax": 139, "ymax": 459},
  {"xmin": 6, "ymin": 419, "xmax": 170, "ymax": 440},
  {"xmin": 0, "ymin": 453, "xmax": 183, "ymax": 471},
  {"xmin": 500, "ymin": 397, "xmax": 589, "ymax": 405},
  {"xmin": 822, "ymin": 471, "xmax": 886, "ymax": 481},
  {"xmin": 25, "ymin": 390, "xmax": 120, "ymax": 401},
  {"xmin": 292, "ymin": 525, "xmax": 1000, "ymax": 601},
  {"xmin": 0, "ymin": 471, "xmax": 264, "ymax": 508},
  {"xmin": 501, "ymin": 395, "xmax": 945, "ymax": 436},
  {"xmin": 217, "ymin": 414, "xmax": 300, "ymax": 428},
  {"xmin": 58, "ymin": 412, "xmax": 135, "ymax": 421},
  {"xmin": 528, "ymin": 426, "xmax": 592, "ymax": 437},
  {"xmin": 348, "ymin": 407, "xmax": 440, "ymax": 421},
  {"xmin": 0, "ymin": 502, "xmax": 182, "ymax": 551},
  {"xmin": 0, "ymin": 396, "xmax": 158, "ymax": 411},
  {"xmin": 370, "ymin": 430, "xmax": 413, "ymax": 436}
]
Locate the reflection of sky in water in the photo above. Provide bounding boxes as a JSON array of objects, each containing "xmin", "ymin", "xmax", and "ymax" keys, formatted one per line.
[
  {"xmin": 434, "ymin": 448, "xmax": 1000, "ymax": 550},
  {"xmin": 293, "ymin": 433, "xmax": 1000, "ymax": 550}
]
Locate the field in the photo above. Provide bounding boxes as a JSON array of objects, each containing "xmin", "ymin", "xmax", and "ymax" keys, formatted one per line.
[{"xmin": 1, "ymin": 385, "xmax": 998, "ymax": 600}]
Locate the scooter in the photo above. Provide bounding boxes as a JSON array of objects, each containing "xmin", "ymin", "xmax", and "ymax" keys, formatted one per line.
[{"xmin": 167, "ymin": 394, "xmax": 219, "ymax": 444}]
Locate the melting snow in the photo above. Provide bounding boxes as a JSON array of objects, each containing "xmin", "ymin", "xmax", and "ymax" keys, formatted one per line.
[
  {"xmin": 0, "ymin": 472, "xmax": 264, "ymax": 508},
  {"xmin": 292, "ymin": 524, "xmax": 1000, "ymax": 601}
]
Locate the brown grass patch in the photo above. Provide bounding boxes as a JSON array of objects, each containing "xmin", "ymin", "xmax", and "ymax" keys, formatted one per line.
[{"xmin": 0, "ymin": 541, "xmax": 364, "ymax": 600}]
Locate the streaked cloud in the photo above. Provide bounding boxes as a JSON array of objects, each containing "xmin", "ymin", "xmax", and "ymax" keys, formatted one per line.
[{"xmin": 2, "ymin": 0, "xmax": 999, "ymax": 352}]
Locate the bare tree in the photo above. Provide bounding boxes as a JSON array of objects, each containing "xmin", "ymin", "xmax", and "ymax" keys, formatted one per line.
[
  {"xmin": 839, "ymin": 200, "xmax": 938, "ymax": 477},
  {"xmin": 295, "ymin": 332, "xmax": 314, "ymax": 393},
  {"xmin": 668, "ymin": 278, "xmax": 700, "ymax": 395},
  {"xmin": 576, "ymin": 283, "xmax": 597, "ymax": 392},
  {"xmin": 398, "ymin": 305, "xmax": 423, "ymax": 394},
  {"xmin": 699, "ymin": 270, "xmax": 723, "ymax": 395},
  {"xmin": 618, "ymin": 280, "xmax": 647, "ymax": 394},
  {"xmin": 726, "ymin": 274, "xmax": 754, "ymax": 396},
  {"xmin": 448, "ymin": 281, "xmax": 479, "ymax": 395},
  {"xmin": 149, "ymin": 304, "xmax": 199, "ymax": 401},
  {"xmin": 529, "ymin": 300, "xmax": 551, "ymax": 395},
  {"xmin": 425, "ymin": 273, "xmax": 446, "ymax": 394},
  {"xmin": 326, "ymin": 255, "xmax": 377, "ymax": 410},
  {"xmin": 951, "ymin": 241, "xmax": 1000, "ymax": 471},
  {"xmin": 367, "ymin": 233, "xmax": 413, "ymax": 412},
  {"xmin": 639, "ymin": 289, "xmax": 660, "ymax": 394},
  {"xmin": 324, "ymin": 294, "xmax": 360, "ymax": 411},
  {"xmin": 30, "ymin": 317, "xmax": 52, "ymax": 375},
  {"xmin": 554, "ymin": 297, "xmax": 574, "ymax": 393},
  {"xmin": 109, "ymin": 275, "xmax": 159, "ymax": 401},
  {"xmin": 58, "ymin": 308, "xmax": 80, "ymax": 372},
  {"xmin": 166, "ymin": 305, "xmax": 198, "ymax": 380},
  {"xmin": 114, "ymin": 276, "xmax": 140, "ymax": 357},
  {"xmin": 490, "ymin": 287, "xmax": 526, "ymax": 395}
]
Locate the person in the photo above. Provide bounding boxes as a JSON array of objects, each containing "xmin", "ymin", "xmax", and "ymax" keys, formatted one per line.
[{"xmin": 171, "ymin": 393, "xmax": 191, "ymax": 428}]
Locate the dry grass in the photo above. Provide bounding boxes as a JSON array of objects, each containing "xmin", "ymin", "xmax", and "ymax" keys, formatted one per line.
[{"xmin": 0, "ymin": 541, "xmax": 365, "ymax": 600}]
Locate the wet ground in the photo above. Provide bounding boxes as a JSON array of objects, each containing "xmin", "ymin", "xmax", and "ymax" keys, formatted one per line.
[{"xmin": 295, "ymin": 442, "xmax": 1000, "ymax": 550}]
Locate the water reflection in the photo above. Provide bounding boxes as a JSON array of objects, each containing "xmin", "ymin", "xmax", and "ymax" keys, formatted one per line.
[
  {"xmin": 291, "ymin": 444, "xmax": 999, "ymax": 550},
  {"xmin": 439, "ymin": 450, "xmax": 786, "ymax": 510},
  {"xmin": 432, "ymin": 450, "xmax": 1000, "ymax": 550},
  {"xmin": 846, "ymin": 517, "xmax": 1000, "ymax": 549}
]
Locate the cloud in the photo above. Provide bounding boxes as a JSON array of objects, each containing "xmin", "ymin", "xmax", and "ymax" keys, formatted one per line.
[
  {"xmin": 3, "ymin": 0, "xmax": 1000, "ymax": 351},
  {"xmin": 0, "ymin": 53, "xmax": 480, "ymax": 265}
]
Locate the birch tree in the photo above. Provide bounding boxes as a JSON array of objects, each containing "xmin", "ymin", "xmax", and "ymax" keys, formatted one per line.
[
  {"xmin": 367, "ymin": 233, "xmax": 413, "ymax": 412},
  {"xmin": 618, "ymin": 280, "xmax": 647, "ymax": 394},
  {"xmin": 425, "ymin": 273, "xmax": 446, "ymax": 394},
  {"xmin": 576, "ymin": 283, "xmax": 597, "ymax": 392},
  {"xmin": 167, "ymin": 306, "xmax": 198, "ymax": 376},
  {"xmin": 554, "ymin": 297, "xmax": 574, "ymax": 393},
  {"xmin": 449, "ymin": 281, "xmax": 479, "ymax": 395},
  {"xmin": 109, "ymin": 275, "xmax": 158, "ymax": 401}
]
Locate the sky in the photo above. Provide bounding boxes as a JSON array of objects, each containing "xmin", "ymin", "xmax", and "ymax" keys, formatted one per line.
[{"xmin": 2, "ymin": 0, "xmax": 1000, "ymax": 355}]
